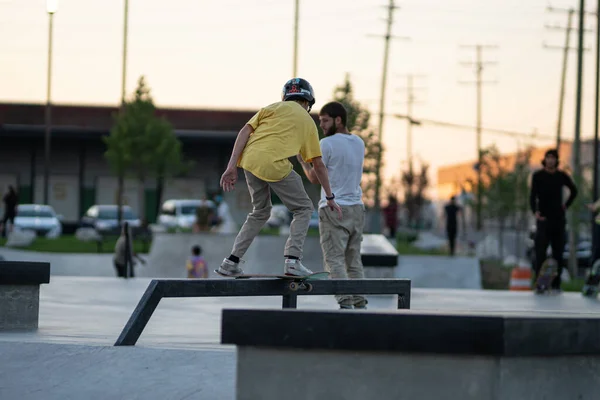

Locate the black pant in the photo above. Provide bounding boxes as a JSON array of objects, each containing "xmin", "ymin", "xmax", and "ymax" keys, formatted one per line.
[
  {"xmin": 447, "ymin": 227, "xmax": 457, "ymax": 255},
  {"xmin": 534, "ymin": 219, "xmax": 565, "ymax": 289},
  {"xmin": 1, "ymin": 212, "xmax": 15, "ymax": 238},
  {"xmin": 590, "ymin": 223, "xmax": 600, "ymax": 268},
  {"xmin": 114, "ymin": 261, "xmax": 134, "ymax": 278}
]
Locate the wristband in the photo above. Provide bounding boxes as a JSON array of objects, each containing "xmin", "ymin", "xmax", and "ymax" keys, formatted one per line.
[{"xmin": 326, "ymin": 193, "xmax": 335, "ymax": 201}]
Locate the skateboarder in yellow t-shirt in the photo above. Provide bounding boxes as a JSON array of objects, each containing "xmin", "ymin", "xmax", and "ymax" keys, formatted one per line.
[{"xmin": 218, "ymin": 78, "xmax": 342, "ymax": 277}]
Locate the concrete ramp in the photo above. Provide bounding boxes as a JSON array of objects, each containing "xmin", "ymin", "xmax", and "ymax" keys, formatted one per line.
[
  {"xmin": 396, "ymin": 256, "xmax": 482, "ymax": 289},
  {"xmin": 144, "ymin": 232, "xmax": 325, "ymax": 277},
  {"xmin": 0, "ymin": 341, "xmax": 235, "ymax": 400}
]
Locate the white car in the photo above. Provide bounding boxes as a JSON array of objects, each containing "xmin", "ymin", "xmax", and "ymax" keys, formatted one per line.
[
  {"xmin": 158, "ymin": 199, "xmax": 215, "ymax": 230},
  {"xmin": 14, "ymin": 204, "xmax": 63, "ymax": 238},
  {"xmin": 80, "ymin": 205, "xmax": 141, "ymax": 234}
]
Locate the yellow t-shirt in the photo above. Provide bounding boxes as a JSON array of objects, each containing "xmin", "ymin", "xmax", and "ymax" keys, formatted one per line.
[{"xmin": 237, "ymin": 101, "xmax": 322, "ymax": 182}]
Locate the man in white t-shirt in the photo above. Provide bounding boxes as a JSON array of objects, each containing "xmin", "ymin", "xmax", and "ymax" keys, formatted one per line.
[{"xmin": 297, "ymin": 101, "xmax": 367, "ymax": 309}]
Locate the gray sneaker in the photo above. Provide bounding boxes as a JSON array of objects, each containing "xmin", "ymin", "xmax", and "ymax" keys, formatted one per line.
[
  {"xmin": 354, "ymin": 299, "xmax": 368, "ymax": 309},
  {"xmin": 217, "ymin": 258, "xmax": 244, "ymax": 276},
  {"xmin": 284, "ymin": 258, "xmax": 313, "ymax": 276}
]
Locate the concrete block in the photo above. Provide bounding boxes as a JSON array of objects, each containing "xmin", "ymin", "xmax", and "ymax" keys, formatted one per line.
[
  {"xmin": 236, "ymin": 347, "xmax": 600, "ymax": 400},
  {"xmin": 0, "ymin": 285, "xmax": 40, "ymax": 330}
]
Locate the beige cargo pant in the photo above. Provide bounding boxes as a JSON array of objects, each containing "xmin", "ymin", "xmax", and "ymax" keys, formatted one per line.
[
  {"xmin": 319, "ymin": 204, "xmax": 366, "ymax": 306},
  {"xmin": 231, "ymin": 169, "xmax": 313, "ymax": 260}
]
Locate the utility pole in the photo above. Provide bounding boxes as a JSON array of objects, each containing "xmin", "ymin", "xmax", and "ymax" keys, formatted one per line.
[
  {"xmin": 367, "ymin": 0, "xmax": 409, "ymax": 233},
  {"xmin": 573, "ymin": 0, "xmax": 587, "ymax": 279},
  {"xmin": 594, "ymin": 0, "xmax": 600, "ymax": 204},
  {"xmin": 121, "ymin": 0, "xmax": 129, "ymax": 106},
  {"xmin": 293, "ymin": 0, "xmax": 299, "ymax": 77},
  {"xmin": 546, "ymin": 3, "xmax": 595, "ymax": 276},
  {"xmin": 545, "ymin": 6, "xmax": 592, "ymax": 150},
  {"xmin": 459, "ymin": 44, "xmax": 498, "ymax": 232},
  {"xmin": 396, "ymin": 74, "xmax": 427, "ymax": 164}
]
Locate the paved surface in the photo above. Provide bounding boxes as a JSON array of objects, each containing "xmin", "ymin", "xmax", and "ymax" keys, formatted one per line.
[
  {"xmin": 0, "ymin": 341, "xmax": 236, "ymax": 400},
  {"xmin": 1, "ymin": 276, "xmax": 598, "ymax": 349},
  {"xmin": 1, "ymin": 276, "xmax": 599, "ymax": 400},
  {"xmin": 1, "ymin": 235, "xmax": 598, "ymax": 400},
  {"xmin": 0, "ymin": 247, "xmax": 115, "ymax": 277},
  {"xmin": 396, "ymin": 255, "xmax": 482, "ymax": 289}
]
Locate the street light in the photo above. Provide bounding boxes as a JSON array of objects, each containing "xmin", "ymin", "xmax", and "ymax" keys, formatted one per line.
[{"xmin": 43, "ymin": 0, "xmax": 57, "ymax": 205}]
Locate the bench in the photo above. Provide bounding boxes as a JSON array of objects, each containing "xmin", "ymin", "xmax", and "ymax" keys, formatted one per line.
[
  {"xmin": 0, "ymin": 261, "xmax": 50, "ymax": 330},
  {"xmin": 221, "ymin": 308, "xmax": 600, "ymax": 400},
  {"xmin": 113, "ymin": 277, "xmax": 411, "ymax": 346},
  {"xmin": 360, "ymin": 234, "xmax": 398, "ymax": 278}
]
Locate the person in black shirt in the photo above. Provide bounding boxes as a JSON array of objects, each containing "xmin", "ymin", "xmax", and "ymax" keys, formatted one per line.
[
  {"xmin": 444, "ymin": 196, "xmax": 462, "ymax": 256},
  {"xmin": 529, "ymin": 149, "xmax": 578, "ymax": 291},
  {"xmin": 1, "ymin": 186, "xmax": 18, "ymax": 238}
]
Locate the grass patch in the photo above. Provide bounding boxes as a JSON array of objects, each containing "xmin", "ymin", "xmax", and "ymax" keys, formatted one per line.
[
  {"xmin": 0, "ymin": 235, "xmax": 151, "ymax": 254},
  {"xmin": 562, "ymin": 278, "xmax": 585, "ymax": 292}
]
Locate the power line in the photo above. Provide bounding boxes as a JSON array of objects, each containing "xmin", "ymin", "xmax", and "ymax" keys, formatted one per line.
[{"xmin": 392, "ymin": 114, "xmax": 556, "ymax": 141}]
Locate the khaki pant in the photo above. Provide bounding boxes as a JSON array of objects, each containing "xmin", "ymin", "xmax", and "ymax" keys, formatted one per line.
[
  {"xmin": 319, "ymin": 204, "xmax": 366, "ymax": 306},
  {"xmin": 231, "ymin": 169, "xmax": 313, "ymax": 259}
]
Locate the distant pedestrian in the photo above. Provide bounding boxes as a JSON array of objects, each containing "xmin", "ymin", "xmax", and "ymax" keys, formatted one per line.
[
  {"xmin": 444, "ymin": 196, "xmax": 462, "ymax": 256},
  {"xmin": 1, "ymin": 185, "xmax": 18, "ymax": 238}
]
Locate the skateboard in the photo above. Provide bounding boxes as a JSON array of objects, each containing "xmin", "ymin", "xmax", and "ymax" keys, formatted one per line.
[
  {"xmin": 214, "ymin": 270, "xmax": 330, "ymax": 292},
  {"xmin": 534, "ymin": 257, "xmax": 559, "ymax": 294},
  {"xmin": 582, "ymin": 259, "xmax": 600, "ymax": 298}
]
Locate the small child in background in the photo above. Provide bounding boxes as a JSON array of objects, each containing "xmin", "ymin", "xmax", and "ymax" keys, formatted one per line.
[{"xmin": 186, "ymin": 245, "xmax": 208, "ymax": 278}]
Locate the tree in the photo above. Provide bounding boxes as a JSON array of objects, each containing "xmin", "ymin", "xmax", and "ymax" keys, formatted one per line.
[
  {"xmin": 104, "ymin": 76, "xmax": 189, "ymax": 224},
  {"xmin": 511, "ymin": 147, "xmax": 533, "ymax": 261},
  {"xmin": 330, "ymin": 73, "xmax": 383, "ymax": 207},
  {"xmin": 400, "ymin": 159, "xmax": 430, "ymax": 228},
  {"xmin": 468, "ymin": 145, "xmax": 532, "ymax": 260}
]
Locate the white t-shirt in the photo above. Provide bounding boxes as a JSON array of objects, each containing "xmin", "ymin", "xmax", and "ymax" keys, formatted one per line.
[{"xmin": 318, "ymin": 133, "xmax": 365, "ymax": 209}]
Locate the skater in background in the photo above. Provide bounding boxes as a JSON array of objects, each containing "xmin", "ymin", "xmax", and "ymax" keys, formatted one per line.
[{"xmin": 529, "ymin": 149, "xmax": 577, "ymax": 292}]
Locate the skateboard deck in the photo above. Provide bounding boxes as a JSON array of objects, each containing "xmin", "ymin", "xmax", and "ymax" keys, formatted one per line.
[
  {"xmin": 582, "ymin": 259, "xmax": 600, "ymax": 298},
  {"xmin": 535, "ymin": 257, "xmax": 558, "ymax": 294},
  {"xmin": 214, "ymin": 270, "xmax": 330, "ymax": 292}
]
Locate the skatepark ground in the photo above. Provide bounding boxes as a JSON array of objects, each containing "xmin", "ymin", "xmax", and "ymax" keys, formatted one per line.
[{"xmin": 1, "ymin": 232, "xmax": 599, "ymax": 399}]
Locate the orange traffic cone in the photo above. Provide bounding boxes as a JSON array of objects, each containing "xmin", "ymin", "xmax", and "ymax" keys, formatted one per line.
[{"xmin": 509, "ymin": 265, "xmax": 532, "ymax": 291}]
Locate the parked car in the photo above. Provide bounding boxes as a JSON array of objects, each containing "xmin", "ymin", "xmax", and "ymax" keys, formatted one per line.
[
  {"xmin": 266, "ymin": 205, "xmax": 320, "ymax": 229},
  {"xmin": 157, "ymin": 199, "xmax": 215, "ymax": 230},
  {"xmin": 80, "ymin": 205, "xmax": 141, "ymax": 235},
  {"xmin": 13, "ymin": 204, "xmax": 63, "ymax": 238}
]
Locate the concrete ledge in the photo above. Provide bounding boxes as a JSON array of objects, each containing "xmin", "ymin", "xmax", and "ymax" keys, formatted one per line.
[
  {"xmin": 222, "ymin": 309, "xmax": 600, "ymax": 400},
  {"xmin": 360, "ymin": 234, "xmax": 398, "ymax": 267},
  {"xmin": 221, "ymin": 309, "xmax": 600, "ymax": 356},
  {"xmin": 0, "ymin": 261, "xmax": 50, "ymax": 331},
  {"xmin": 0, "ymin": 261, "xmax": 50, "ymax": 285}
]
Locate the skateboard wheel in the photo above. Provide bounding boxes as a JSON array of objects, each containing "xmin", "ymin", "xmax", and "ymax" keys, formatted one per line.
[
  {"xmin": 289, "ymin": 282, "xmax": 298, "ymax": 291},
  {"xmin": 305, "ymin": 282, "xmax": 313, "ymax": 292}
]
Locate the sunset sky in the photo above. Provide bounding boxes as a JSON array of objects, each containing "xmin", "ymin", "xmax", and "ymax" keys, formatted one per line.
[{"xmin": 1, "ymin": 0, "xmax": 599, "ymax": 198}]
